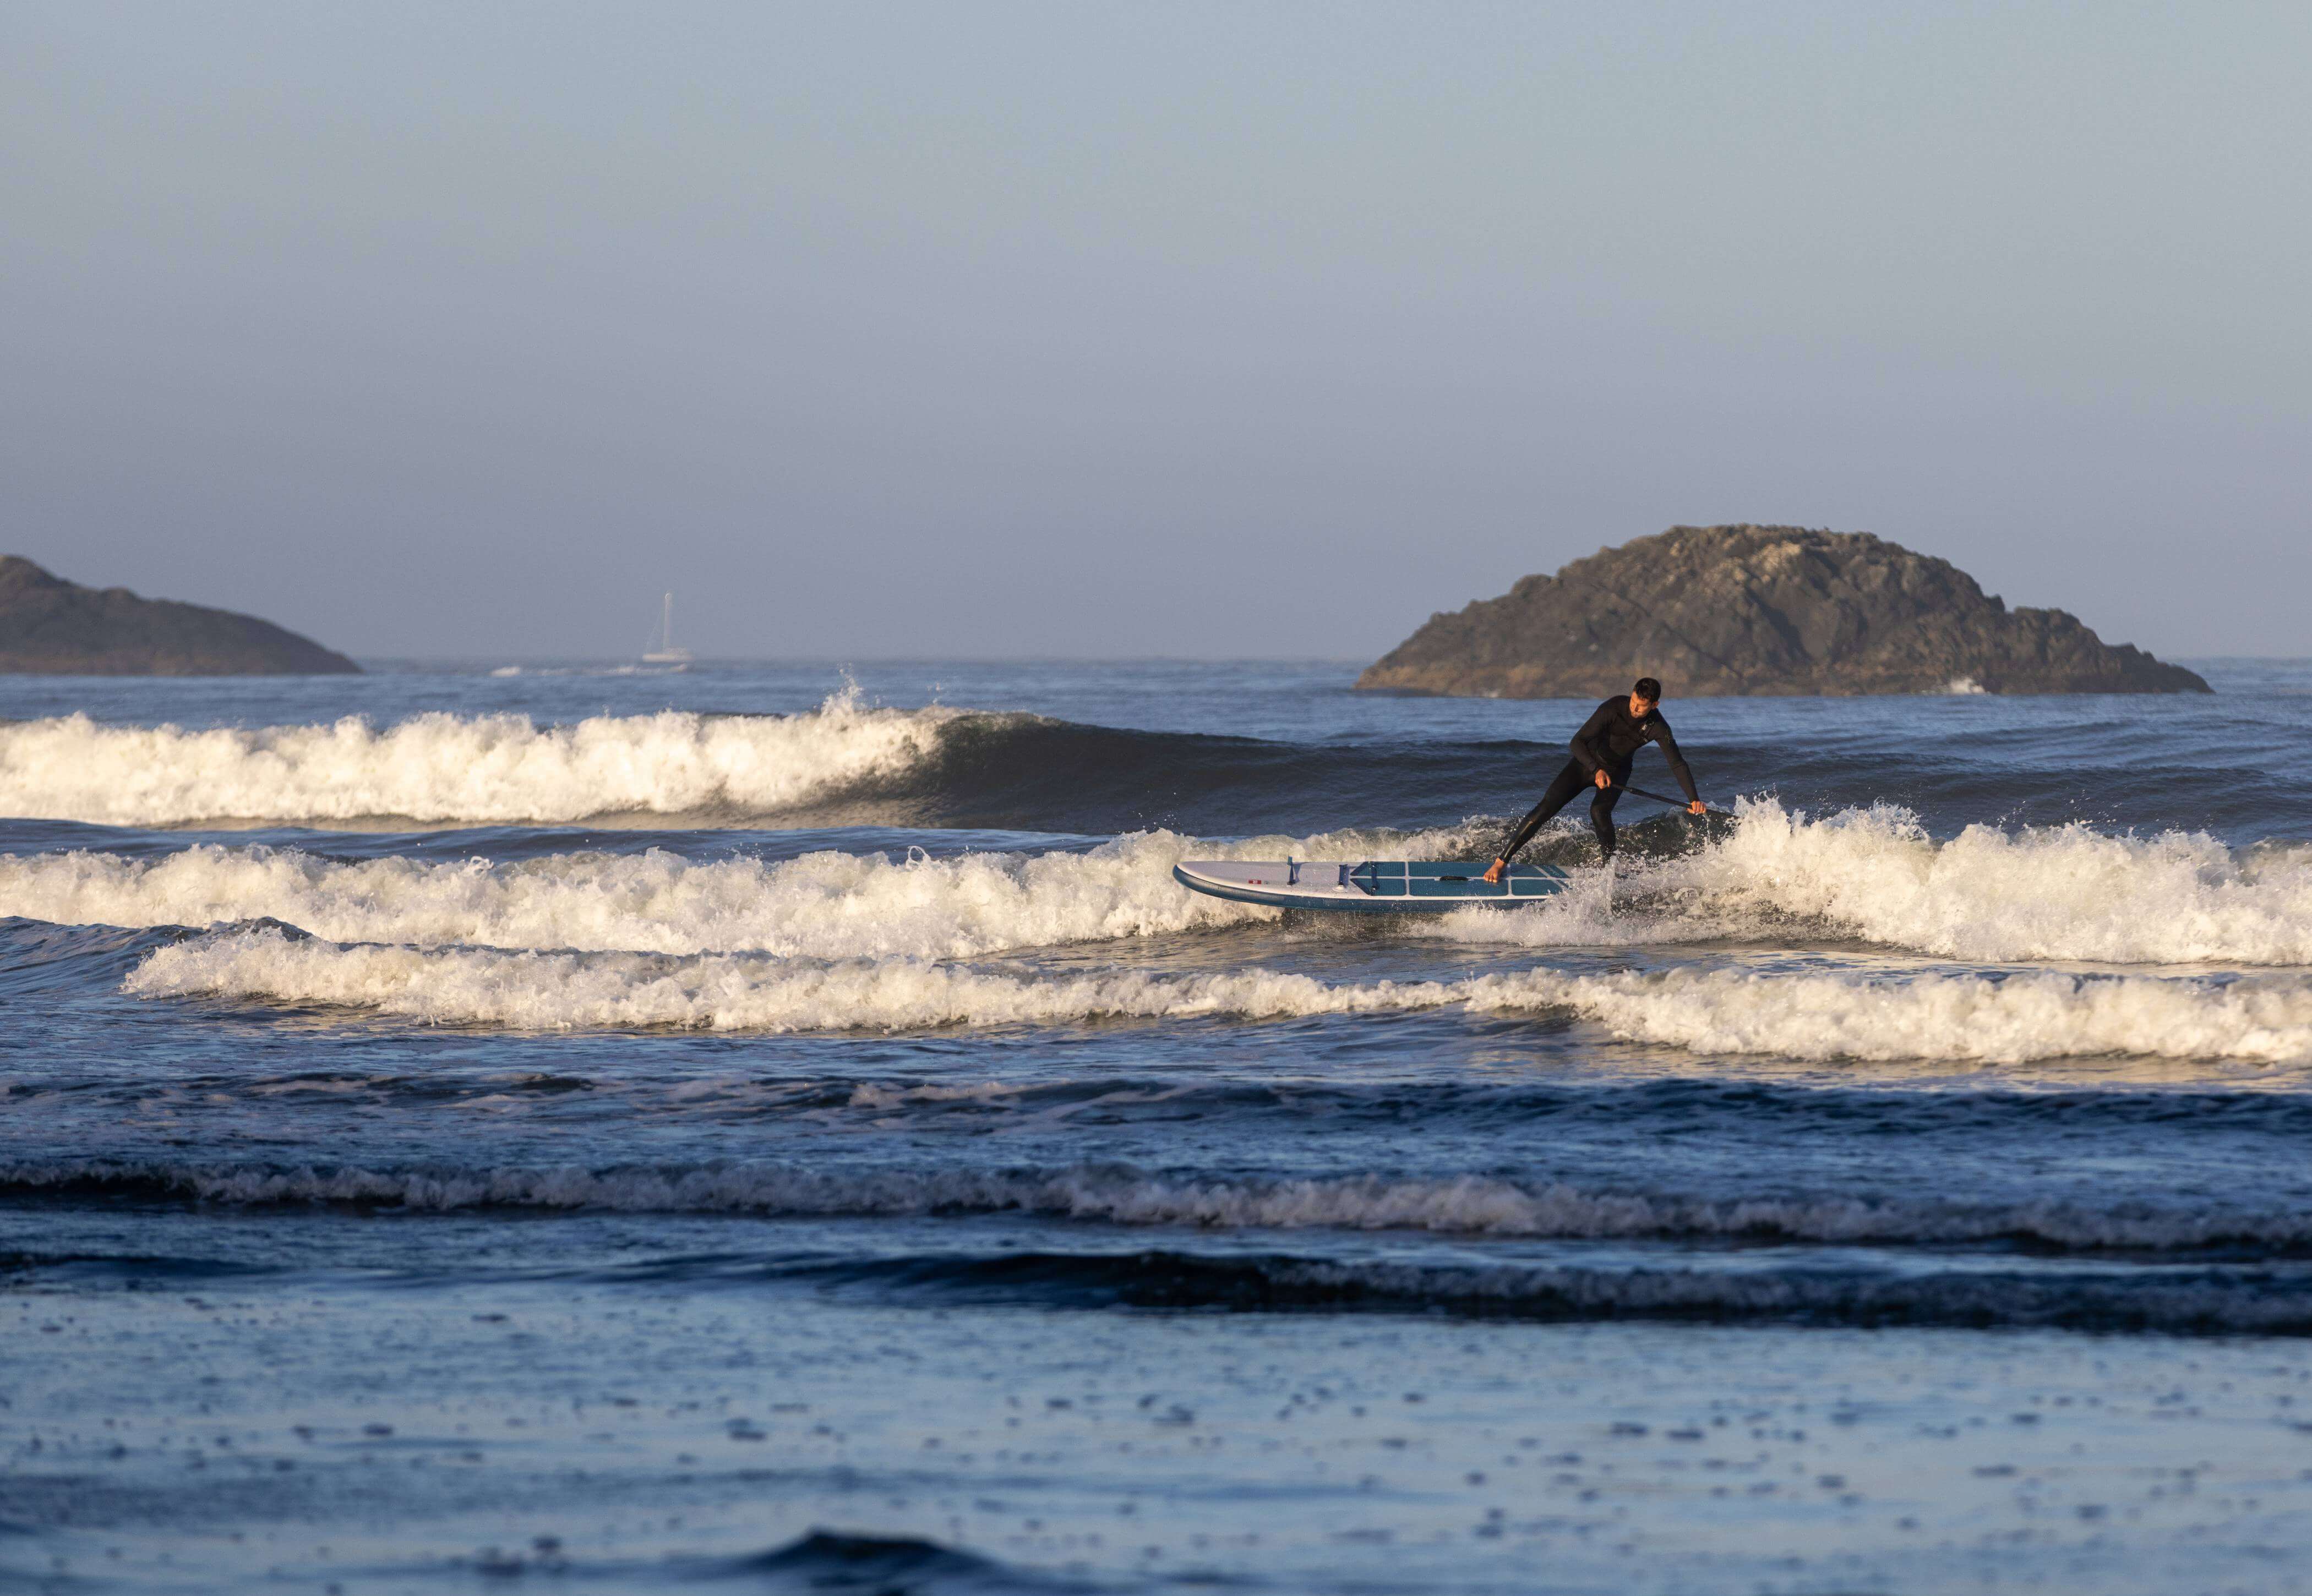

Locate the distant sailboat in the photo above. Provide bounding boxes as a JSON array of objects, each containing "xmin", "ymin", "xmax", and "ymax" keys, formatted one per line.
[{"xmin": 642, "ymin": 592, "xmax": 694, "ymax": 665}]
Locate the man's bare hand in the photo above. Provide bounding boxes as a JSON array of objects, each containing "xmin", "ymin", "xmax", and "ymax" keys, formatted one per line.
[
  {"xmin": 1481, "ymin": 859, "xmax": 1506, "ymax": 884},
  {"xmin": 1593, "ymin": 769, "xmax": 1612, "ymax": 790},
  {"xmin": 1688, "ymin": 800, "xmax": 1706, "ymax": 816}
]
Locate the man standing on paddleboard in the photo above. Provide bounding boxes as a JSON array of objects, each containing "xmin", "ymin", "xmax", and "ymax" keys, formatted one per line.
[{"xmin": 1480, "ymin": 676, "xmax": 1706, "ymax": 881}]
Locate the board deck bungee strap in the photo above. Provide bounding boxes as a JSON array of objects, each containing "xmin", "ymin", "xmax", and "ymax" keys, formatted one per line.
[{"xmin": 1172, "ymin": 857, "xmax": 1572, "ymax": 913}]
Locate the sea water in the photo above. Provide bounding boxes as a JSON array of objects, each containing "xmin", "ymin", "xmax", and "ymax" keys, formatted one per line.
[{"xmin": 6, "ymin": 659, "xmax": 2312, "ymax": 1594}]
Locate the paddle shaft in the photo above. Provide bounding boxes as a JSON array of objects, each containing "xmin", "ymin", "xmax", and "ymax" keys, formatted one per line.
[{"xmin": 1611, "ymin": 780, "xmax": 1735, "ymax": 819}]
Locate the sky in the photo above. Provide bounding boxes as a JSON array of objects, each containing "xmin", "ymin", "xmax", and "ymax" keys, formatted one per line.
[{"xmin": 3, "ymin": 2, "xmax": 2306, "ymax": 660}]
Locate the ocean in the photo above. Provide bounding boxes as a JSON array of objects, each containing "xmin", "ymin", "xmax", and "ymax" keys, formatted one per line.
[{"xmin": 6, "ymin": 658, "xmax": 2312, "ymax": 1595}]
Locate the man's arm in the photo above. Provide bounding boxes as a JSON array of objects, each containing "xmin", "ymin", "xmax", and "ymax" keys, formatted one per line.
[
  {"xmin": 1653, "ymin": 723, "xmax": 1702, "ymax": 804},
  {"xmin": 1569, "ymin": 700, "xmax": 1617, "ymax": 772}
]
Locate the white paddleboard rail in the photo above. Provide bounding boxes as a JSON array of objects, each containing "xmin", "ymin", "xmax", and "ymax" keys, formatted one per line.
[{"xmin": 1171, "ymin": 857, "xmax": 1571, "ymax": 914}]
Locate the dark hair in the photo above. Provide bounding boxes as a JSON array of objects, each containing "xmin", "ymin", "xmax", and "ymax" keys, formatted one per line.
[{"xmin": 1633, "ymin": 677, "xmax": 1662, "ymax": 702}]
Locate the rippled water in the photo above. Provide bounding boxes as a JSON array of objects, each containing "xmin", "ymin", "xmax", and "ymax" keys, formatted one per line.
[{"xmin": 7, "ymin": 659, "xmax": 2312, "ymax": 1593}]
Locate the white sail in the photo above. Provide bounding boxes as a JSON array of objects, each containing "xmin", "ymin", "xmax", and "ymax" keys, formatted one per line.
[{"xmin": 642, "ymin": 592, "xmax": 694, "ymax": 664}]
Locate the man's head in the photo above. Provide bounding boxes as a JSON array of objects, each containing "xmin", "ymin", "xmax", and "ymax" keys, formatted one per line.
[{"xmin": 1629, "ymin": 677, "xmax": 1662, "ymax": 716}]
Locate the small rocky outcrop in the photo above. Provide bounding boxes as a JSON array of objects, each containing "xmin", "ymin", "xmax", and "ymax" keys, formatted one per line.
[
  {"xmin": 0, "ymin": 556, "xmax": 361, "ymax": 675},
  {"xmin": 1356, "ymin": 525, "xmax": 2207, "ymax": 697}
]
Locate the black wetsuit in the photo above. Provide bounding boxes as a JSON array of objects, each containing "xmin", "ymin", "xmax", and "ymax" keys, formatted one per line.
[{"xmin": 1496, "ymin": 697, "xmax": 1700, "ymax": 863}]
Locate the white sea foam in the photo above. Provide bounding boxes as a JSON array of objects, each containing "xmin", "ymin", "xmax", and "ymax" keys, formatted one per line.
[
  {"xmin": 123, "ymin": 929, "xmax": 1472, "ymax": 1032},
  {"xmin": 1441, "ymin": 798, "xmax": 2312, "ymax": 965},
  {"xmin": 10, "ymin": 693, "xmax": 2308, "ymax": 972},
  {"xmin": 0, "ymin": 690, "xmax": 963, "ymax": 826},
  {"xmin": 1508, "ymin": 964, "xmax": 2312, "ymax": 1064},
  {"xmin": 29, "ymin": 796, "xmax": 2312, "ymax": 973},
  {"xmin": 0, "ymin": 823, "xmax": 1481, "ymax": 959},
  {"xmin": 123, "ymin": 928, "xmax": 2312, "ymax": 1061},
  {"xmin": 9, "ymin": 1157, "xmax": 2305, "ymax": 1253}
]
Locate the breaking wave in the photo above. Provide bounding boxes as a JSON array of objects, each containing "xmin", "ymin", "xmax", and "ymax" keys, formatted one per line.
[
  {"xmin": 1436, "ymin": 797, "xmax": 2312, "ymax": 965},
  {"xmin": 122, "ymin": 927, "xmax": 2312, "ymax": 1060},
  {"xmin": 123, "ymin": 929, "xmax": 1474, "ymax": 1031},
  {"xmin": 1557, "ymin": 964, "xmax": 2312, "ymax": 1064},
  {"xmin": 1691, "ymin": 801, "xmax": 2312, "ymax": 964},
  {"xmin": 11, "ymin": 799, "xmax": 2312, "ymax": 971},
  {"xmin": 0, "ymin": 824, "xmax": 1484, "ymax": 961},
  {"xmin": 0, "ymin": 691, "xmax": 967, "ymax": 827},
  {"xmin": 0, "ymin": 697, "xmax": 1530, "ymax": 834}
]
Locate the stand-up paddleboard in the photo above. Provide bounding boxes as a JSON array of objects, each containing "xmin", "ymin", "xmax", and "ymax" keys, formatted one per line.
[{"xmin": 1172, "ymin": 858, "xmax": 1572, "ymax": 913}]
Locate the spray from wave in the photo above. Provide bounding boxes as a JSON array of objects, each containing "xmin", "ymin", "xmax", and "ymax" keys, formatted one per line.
[
  {"xmin": 122, "ymin": 927, "xmax": 2312, "ymax": 1061},
  {"xmin": 1695, "ymin": 800, "xmax": 2312, "ymax": 964},
  {"xmin": 1434, "ymin": 797, "xmax": 2312, "ymax": 965}
]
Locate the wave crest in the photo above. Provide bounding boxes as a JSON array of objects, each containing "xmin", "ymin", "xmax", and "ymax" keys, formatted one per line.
[
  {"xmin": 122, "ymin": 928, "xmax": 1471, "ymax": 1031},
  {"xmin": 0, "ymin": 691, "xmax": 966, "ymax": 826},
  {"xmin": 121, "ymin": 927, "xmax": 2312, "ymax": 1061},
  {"xmin": 1442, "ymin": 797, "xmax": 2312, "ymax": 965},
  {"xmin": 0, "ymin": 823, "xmax": 1484, "ymax": 960},
  {"xmin": 9, "ymin": 1157, "xmax": 2308, "ymax": 1254}
]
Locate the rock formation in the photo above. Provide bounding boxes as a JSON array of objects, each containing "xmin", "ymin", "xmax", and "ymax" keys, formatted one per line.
[
  {"xmin": 1355, "ymin": 525, "xmax": 2207, "ymax": 697},
  {"xmin": 0, "ymin": 556, "xmax": 361, "ymax": 675}
]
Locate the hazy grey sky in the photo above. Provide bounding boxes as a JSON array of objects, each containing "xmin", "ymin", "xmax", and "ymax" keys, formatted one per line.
[{"xmin": 4, "ymin": 2, "xmax": 2306, "ymax": 659}]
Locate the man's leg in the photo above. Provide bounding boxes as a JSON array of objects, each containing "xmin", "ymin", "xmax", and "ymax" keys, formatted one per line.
[
  {"xmin": 1589, "ymin": 778, "xmax": 1626, "ymax": 860},
  {"xmin": 1494, "ymin": 759, "xmax": 1591, "ymax": 867}
]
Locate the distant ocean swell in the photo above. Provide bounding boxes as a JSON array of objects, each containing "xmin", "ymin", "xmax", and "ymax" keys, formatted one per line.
[
  {"xmin": 118, "ymin": 928, "xmax": 2312, "ymax": 1059},
  {"xmin": 8, "ymin": 1158, "xmax": 2310, "ymax": 1253},
  {"xmin": 5, "ymin": 802, "xmax": 2311, "ymax": 966}
]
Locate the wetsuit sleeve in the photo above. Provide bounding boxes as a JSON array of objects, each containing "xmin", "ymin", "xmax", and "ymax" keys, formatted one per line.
[
  {"xmin": 1652, "ymin": 721, "xmax": 1701, "ymax": 803},
  {"xmin": 1569, "ymin": 701, "xmax": 1617, "ymax": 773}
]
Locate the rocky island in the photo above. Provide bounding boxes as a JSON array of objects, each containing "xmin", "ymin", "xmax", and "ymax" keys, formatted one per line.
[
  {"xmin": 1356, "ymin": 525, "xmax": 2207, "ymax": 697},
  {"xmin": 0, "ymin": 556, "xmax": 360, "ymax": 675}
]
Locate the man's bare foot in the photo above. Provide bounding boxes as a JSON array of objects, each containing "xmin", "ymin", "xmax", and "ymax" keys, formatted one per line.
[{"xmin": 1480, "ymin": 859, "xmax": 1506, "ymax": 885}]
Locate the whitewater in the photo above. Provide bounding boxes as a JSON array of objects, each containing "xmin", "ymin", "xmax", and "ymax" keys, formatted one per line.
[
  {"xmin": 0, "ymin": 827, "xmax": 1447, "ymax": 960},
  {"xmin": 12, "ymin": 799, "xmax": 2312, "ymax": 966},
  {"xmin": 118, "ymin": 925, "xmax": 2312, "ymax": 1061},
  {"xmin": 0, "ymin": 692, "xmax": 971, "ymax": 826}
]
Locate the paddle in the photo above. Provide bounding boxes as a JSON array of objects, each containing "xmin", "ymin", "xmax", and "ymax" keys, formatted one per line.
[
  {"xmin": 1486, "ymin": 780, "xmax": 1738, "ymax": 883},
  {"xmin": 1611, "ymin": 781, "xmax": 1737, "ymax": 821}
]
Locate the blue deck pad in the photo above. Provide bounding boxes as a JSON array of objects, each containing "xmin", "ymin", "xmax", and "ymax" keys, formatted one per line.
[{"xmin": 1349, "ymin": 860, "xmax": 1571, "ymax": 900}]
